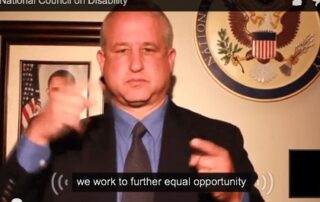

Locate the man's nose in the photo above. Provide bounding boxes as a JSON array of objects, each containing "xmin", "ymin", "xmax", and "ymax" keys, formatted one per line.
[{"xmin": 129, "ymin": 50, "xmax": 143, "ymax": 72}]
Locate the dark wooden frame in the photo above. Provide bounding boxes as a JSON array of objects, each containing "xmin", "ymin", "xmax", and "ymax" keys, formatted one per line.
[{"xmin": 0, "ymin": 21, "xmax": 101, "ymax": 163}]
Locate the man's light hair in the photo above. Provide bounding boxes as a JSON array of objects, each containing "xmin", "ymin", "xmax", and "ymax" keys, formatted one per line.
[{"xmin": 99, "ymin": 10, "xmax": 174, "ymax": 50}]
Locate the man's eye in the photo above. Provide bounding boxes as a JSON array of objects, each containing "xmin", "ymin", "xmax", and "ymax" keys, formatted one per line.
[
  {"xmin": 50, "ymin": 87, "xmax": 60, "ymax": 92},
  {"xmin": 143, "ymin": 48, "xmax": 155, "ymax": 53},
  {"xmin": 116, "ymin": 49, "xmax": 128, "ymax": 53}
]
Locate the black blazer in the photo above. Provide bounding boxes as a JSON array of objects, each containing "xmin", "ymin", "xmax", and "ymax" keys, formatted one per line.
[{"xmin": 0, "ymin": 101, "xmax": 264, "ymax": 202}]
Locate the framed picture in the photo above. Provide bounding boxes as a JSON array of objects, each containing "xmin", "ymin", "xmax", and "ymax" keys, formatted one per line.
[
  {"xmin": 0, "ymin": 21, "xmax": 102, "ymax": 162},
  {"xmin": 19, "ymin": 60, "xmax": 90, "ymax": 133}
]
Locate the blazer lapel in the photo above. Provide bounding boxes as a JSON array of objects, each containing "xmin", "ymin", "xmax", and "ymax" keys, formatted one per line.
[
  {"xmin": 157, "ymin": 102, "xmax": 191, "ymax": 173},
  {"xmin": 81, "ymin": 104, "xmax": 117, "ymax": 202},
  {"xmin": 82, "ymin": 104, "xmax": 117, "ymax": 172},
  {"xmin": 155, "ymin": 102, "xmax": 198, "ymax": 202}
]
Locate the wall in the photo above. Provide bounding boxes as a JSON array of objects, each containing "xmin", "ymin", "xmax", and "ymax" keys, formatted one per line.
[{"xmin": 0, "ymin": 12, "xmax": 319, "ymax": 202}]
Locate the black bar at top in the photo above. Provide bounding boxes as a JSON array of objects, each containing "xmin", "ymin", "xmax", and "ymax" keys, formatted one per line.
[{"xmin": 0, "ymin": 0, "xmax": 319, "ymax": 11}]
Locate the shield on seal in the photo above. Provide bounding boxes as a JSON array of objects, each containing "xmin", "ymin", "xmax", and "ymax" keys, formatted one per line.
[{"xmin": 252, "ymin": 32, "xmax": 277, "ymax": 60}]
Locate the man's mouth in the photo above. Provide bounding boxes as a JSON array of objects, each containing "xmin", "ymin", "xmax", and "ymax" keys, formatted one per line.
[{"xmin": 126, "ymin": 79, "xmax": 147, "ymax": 86}]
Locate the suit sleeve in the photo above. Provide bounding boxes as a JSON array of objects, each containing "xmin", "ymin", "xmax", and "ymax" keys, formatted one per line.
[
  {"xmin": 230, "ymin": 127, "xmax": 265, "ymax": 202},
  {"xmin": 0, "ymin": 151, "xmax": 51, "ymax": 202}
]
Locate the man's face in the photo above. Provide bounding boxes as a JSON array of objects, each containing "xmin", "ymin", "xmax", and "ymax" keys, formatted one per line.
[
  {"xmin": 47, "ymin": 76, "xmax": 75, "ymax": 98},
  {"xmin": 97, "ymin": 12, "xmax": 176, "ymax": 109}
]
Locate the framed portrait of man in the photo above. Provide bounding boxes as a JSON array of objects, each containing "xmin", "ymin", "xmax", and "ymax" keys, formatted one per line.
[{"xmin": 19, "ymin": 60, "xmax": 90, "ymax": 132}]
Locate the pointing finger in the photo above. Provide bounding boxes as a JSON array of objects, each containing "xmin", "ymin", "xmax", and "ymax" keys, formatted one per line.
[{"xmin": 190, "ymin": 138, "xmax": 224, "ymax": 156}]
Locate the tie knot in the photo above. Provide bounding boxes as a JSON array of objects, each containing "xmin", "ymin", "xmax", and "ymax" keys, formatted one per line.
[{"xmin": 132, "ymin": 122, "xmax": 147, "ymax": 139}]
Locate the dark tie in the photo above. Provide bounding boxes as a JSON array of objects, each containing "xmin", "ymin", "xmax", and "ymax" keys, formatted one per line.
[{"xmin": 122, "ymin": 122, "xmax": 153, "ymax": 202}]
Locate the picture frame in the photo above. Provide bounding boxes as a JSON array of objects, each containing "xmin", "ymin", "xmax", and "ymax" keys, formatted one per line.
[
  {"xmin": 19, "ymin": 60, "xmax": 91, "ymax": 134},
  {"xmin": 0, "ymin": 21, "xmax": 102, "ymax": 163}
]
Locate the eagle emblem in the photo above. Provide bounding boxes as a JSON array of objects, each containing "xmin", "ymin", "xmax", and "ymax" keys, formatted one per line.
[
  {"xmin": 195, "ymin": 0, "xmax": 320, "ymax": 101},
  {"xmin": 217, "ymin": 2, "xmax": 316, "ymax": 83}
]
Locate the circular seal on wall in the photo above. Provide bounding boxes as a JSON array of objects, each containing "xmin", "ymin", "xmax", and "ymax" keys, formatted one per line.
[{"xmin": 195, "ymin": 1, "xmax": 320, "ymax": 101}]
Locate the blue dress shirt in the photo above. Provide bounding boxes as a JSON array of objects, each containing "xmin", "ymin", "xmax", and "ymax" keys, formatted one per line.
[
  {"xmin": 17, "ymin": 134, "xmax": 51, "ymax": 173},
  {"xmin": 112, "ymin": 99, "xmax": 167, "ymax": 173}
]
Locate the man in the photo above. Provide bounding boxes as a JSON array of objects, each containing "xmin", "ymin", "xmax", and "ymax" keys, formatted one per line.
[
  {"xmin": 0, "ymin": 7, "xmax": 264, "ymax": 202},
  {"xmin": 22, "ymin": 69, "xmax": 77, "ymax": 131},
  {"xmin": 46, "ymin": 70, "xmax": 76, "ymax": 98}
]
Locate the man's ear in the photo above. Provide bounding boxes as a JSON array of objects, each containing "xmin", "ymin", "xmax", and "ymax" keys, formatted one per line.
[
  {"xmin": 97, "ymin": 49, "xmax": 106, "ymax": 73},
  {"xmin": 167, "ymin": 48, "xmax": 176, "ymax": 72}
]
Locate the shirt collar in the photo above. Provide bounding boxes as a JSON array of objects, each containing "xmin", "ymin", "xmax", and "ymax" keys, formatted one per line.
[{"xmin": 112, "ymin": 97, "xmax": 168, "ymax": 140}]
